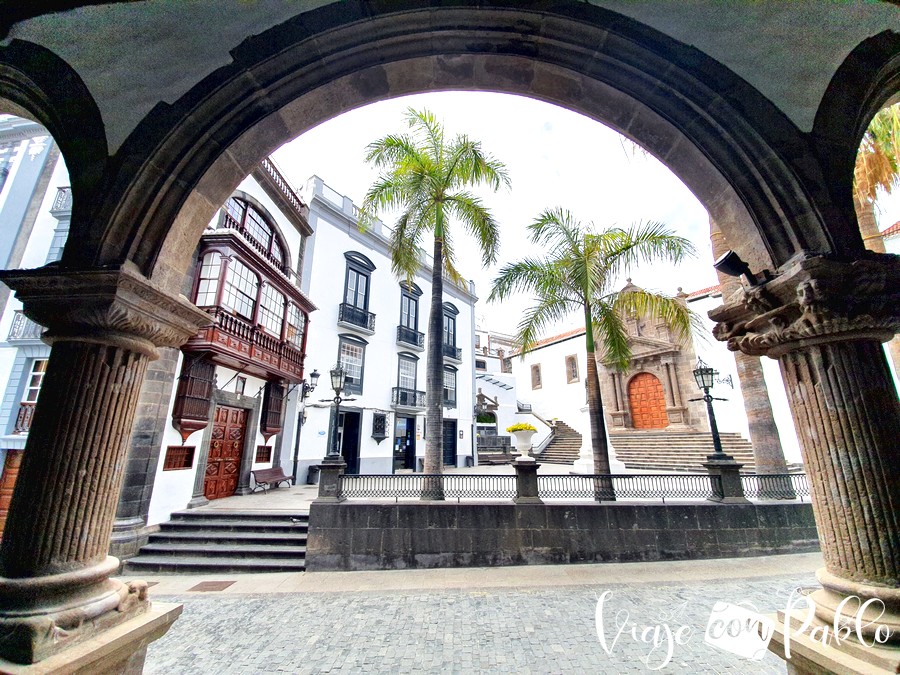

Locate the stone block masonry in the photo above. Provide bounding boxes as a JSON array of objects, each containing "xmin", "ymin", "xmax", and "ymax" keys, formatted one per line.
[{"xmin": 305, "ymin": 502, "xmax": 819, "ymax": 571}]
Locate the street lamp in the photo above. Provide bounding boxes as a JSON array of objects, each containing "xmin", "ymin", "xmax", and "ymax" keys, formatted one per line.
[
  {"xmin": 691, "ymin": 358, "xmax": 729, "ymax": 459},
  {"xmin": 323, "ymin": 364, "xmax": 353, "ymax": 461},
  {"xmin": 301, "ymin": 369, "xmax": 320, "ymax": 400}
]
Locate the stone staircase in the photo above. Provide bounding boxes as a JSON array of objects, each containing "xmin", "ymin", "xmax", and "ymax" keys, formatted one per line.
[
  {"xmin": 609, "ymin": 431, "xmax": 757, "ymax": 472},
  {"xmin": 123, "ymin": 510, "xmax": 308, "ymax": 574},
  {"xmin": 535, "ymin": 421, "xmax": 582, "ymax": 465}
]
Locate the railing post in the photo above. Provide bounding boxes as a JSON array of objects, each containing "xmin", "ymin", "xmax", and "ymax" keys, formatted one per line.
[
  {"xmin": 513, "ymin": 457, "xmax": 542, "ymax": 504},
  {"xmin": 315, "ymin": 457, "xmax": 346, "ymax": 503},
  {"xmin": 704, "ymin": 457, "xmax": 749, "ymax": 504}
]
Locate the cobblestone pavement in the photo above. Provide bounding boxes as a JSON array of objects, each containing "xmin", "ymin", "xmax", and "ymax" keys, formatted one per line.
[{"xmin": 146, "ymin": 571, "xmax": 817, "ymax": 674}]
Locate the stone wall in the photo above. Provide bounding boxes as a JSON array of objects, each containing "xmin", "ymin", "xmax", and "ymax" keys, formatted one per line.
[{"xmin": 306, "ymin": 502, "xmax": 819, "ymax": 571}]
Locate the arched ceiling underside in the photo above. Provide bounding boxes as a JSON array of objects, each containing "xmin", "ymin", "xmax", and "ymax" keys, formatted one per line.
[{"xmin": 0, "ymin": 2, "xmax": 897, "ymax": 294}]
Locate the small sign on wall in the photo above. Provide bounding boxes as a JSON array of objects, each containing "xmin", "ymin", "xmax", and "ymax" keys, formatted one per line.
[{"xmin": 458, "ymin": 430, "xmax": 463, "ymax": 439}]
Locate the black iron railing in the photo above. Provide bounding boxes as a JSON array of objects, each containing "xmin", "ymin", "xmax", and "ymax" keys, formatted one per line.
[
  {"xmin": 740, "ymin": 473, "xmax": 809, "ymax": 501},
  {"xmin": 333, "ymin": 472, "xmax": 809, "ymax": 503},
  {"xmin": 537, "ymin": 474, "xmax": 723, "ymax": 502},
  {"xmin": 341, "ymin": 474, "xmax": 517, "ymax": 500},
  {"xmin": 392, "ymin": 387, "xmax": 425, "ymax": 409},
  {"xmin": 397, "ymin": 325, "xmax": 424, "ymax": 348},
  {"xmin": 7, "ymin": 311, "xmax": 43, "ymax": 341},
  {"xmin": 442, "ymin": 344, "xmax": 462, "ymax": 360},
  {"xmin": 13, "ymin": 402, "xmax": 35, "ymax": 434},
  {"xmin": 339, "ymin": 303, "xmax": 376, "ymax": 331}
]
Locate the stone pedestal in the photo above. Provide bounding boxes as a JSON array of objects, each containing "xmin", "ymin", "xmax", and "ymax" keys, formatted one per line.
[
  {"xmin": 315, "ymin": 458, "xmax": 346, "ymax": 503},
  {"xmin": 0, "ymin": 265, "xmax": 209, "ymax": 664},
  {"xmin": 704, "ymin": 457, "xmax": 749, "ymax": 504},
  {"xmin": 0, "ymin": 602, "xmax": 183, "ymax": 675},
  {"xmin": 710, "ymin": 253, "xmax": 900, "ymax": 647},
  {"xmin": 767, "ymin": 609, "xmax": 900, "ymax": 674},
  {"xmin": 512, "ymin": 457, "xmax": 542, "ymax": 504}
]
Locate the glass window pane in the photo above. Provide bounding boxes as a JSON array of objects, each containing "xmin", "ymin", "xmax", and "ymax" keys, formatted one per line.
[
  {"xmin": 339, "ymin": 340, "xmax": 365, "ymax": 391},
  {"xmin": 399, "ymin": 358, "xmax": 417, "ymax": 389},
  {"xmin": 258, "ymin": 284, "xmax": 285, "ymax": 335},
  {"xmin": 23, "ymin": 359, "xmax": 47, "ymax": 403},
  {"xmin": 244, "ymin": 205, "xmax": 272, "ymax": 250},
  {"xmin": 222, "ymin": 258, "xmax": 259, "ymax": 320},
  {"xmin": 286, "ymin": 304, "xmax": 306, "ymax": 347},
  {"xmin": 195, "ymin": 252, "xmax": 221, "ymax": 306}
]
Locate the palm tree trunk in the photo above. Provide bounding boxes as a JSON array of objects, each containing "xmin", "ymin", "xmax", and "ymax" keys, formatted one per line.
[
  {"xmin": 854, "ymin": 186, "xmax": 887, "ymax": 253},
  {"xmin": 584, "ymin": 312, "xmax": 612, "ymax": 476},
  {"xmin": 423, "ymin": 233, "xmax": 445, "ymax": 500}
]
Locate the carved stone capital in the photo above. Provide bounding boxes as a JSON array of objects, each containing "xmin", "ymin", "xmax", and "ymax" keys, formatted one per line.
[
  {"xmin": 0, "ymin": 263, "xmax": 212, "ymax": 358},
  {"xmin": 709, "ymin": 254, "xmax": 900, "ymax": 357}
]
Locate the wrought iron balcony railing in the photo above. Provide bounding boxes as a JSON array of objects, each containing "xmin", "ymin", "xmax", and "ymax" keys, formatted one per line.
[
  {"xmin": 7, "ymin": 311, "xmax": 43, "ymax": 341},
  {"xmin": 338, "ymin": 303, "xmax": 376, "ymax": 332},
  {"xmin": 50, "ymin": 186, "xmax": 72, "ymax": 215},
  {"xmin": 391, "ymin": 387, "xmax": 425, "ymax": 409},
  {"xmin": 396, "ymin": 325, "xmax": 424, "ymax": 348},
  {"xmin": 13, "ymin": 402, "xmax": 35, "ymax": 434},
  {"xmin": 443, "ymin": 396, "xmax": 457, "ymax": 408},
  {"xmin": 442, "ymin": 344, "xmax": 462, "ymax": 361}
]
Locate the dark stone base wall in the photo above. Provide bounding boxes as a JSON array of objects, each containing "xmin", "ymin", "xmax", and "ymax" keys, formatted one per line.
[{"xmin": 306, "ymin": 502, "xmax": 819, "ymax": 571}]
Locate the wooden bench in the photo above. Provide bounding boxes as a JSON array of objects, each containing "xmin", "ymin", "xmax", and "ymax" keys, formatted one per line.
[{"xmin": 251, "ymin": 467, "xmax": 293, "ymax": 493}]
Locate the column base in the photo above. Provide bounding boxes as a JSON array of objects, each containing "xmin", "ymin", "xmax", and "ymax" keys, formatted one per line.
[
  {"xmin": 109, "ymin": 518, "xmax": 152, "ymax": 561},
  {"xmin": 812, "ymin": 568, "xmax": 900, "ymax": 644},
  {"xmin": 768, "ymin": 609, "xmax": 900, "ymax": 674},
  {"xmin": 0, "ymin": 601, "xmax": 182, "ymax": 674},
  {"xmin": 0, "ymin": 557, "xmax": 151, "ymax": 664},
  {"xmin": 185, "ymin": 495, "xmax": 209, "ymax": 509}
]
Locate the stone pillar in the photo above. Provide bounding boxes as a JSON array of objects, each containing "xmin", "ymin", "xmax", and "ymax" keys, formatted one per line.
[
  {"xmin": 315, "ymin": 457, "xmax": 346, "ymax": 503},
  {"xmin": 512, "ymin": 457, "xmax": 542, "ymax": 504},
  {"xmin": 0, "ymin": 265, "xmax": 210, "ymax": 664},
  {"xmin": 704, "ymin": 458, "xmax": 749, "ymax": 504},
  {"xmin": 710, "ymin": 253, "xmax": 900, "ymax": 642},
  {"xmin": 710, "ymin": 218, "xmax": 788, "ymax": 475}
]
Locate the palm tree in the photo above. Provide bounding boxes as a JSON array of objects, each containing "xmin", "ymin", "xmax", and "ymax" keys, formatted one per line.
[
  {"xmin": 854, "ymin": 104, "xmax": 900, "ymax": 253},
  {"xmin": 488, "ymin": 208, "xmax": 698, "ymax": 476},
  {"xmin": 361, "ymin": 108, "xmax": 510, "ymax": 499}
]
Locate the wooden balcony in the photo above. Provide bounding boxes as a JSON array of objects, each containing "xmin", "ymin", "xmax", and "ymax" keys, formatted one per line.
[{"xmin": 183, "ymin": 307, "xmax": 305, "ymax": 382}]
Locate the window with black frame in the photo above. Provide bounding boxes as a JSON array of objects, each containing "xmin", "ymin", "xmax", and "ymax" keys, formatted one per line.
[{"xmin": 337, "ymin": 334, "xmax": 367, "ymax": 394}]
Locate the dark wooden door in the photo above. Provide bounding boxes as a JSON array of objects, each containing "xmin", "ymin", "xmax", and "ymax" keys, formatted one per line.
[
  {"xmin": 442, "ymin": 420, "xmax": 457, "ymax": 466},
  {"xmin": 0, "ymin": 450, "xmax": 23, "ymax": 539},
  {"xmin": 204, "ymin": 405, "xmax": 247, "ymax": 500}
]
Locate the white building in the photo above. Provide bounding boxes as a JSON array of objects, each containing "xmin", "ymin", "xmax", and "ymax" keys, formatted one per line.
[{"xmin": 294, "ymin": 176, "xmax": 478, "ymax": 479}]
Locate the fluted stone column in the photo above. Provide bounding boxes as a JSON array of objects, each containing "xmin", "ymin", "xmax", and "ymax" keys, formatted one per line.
[
  {"xmin": 0, "ymin": 264, "xmax": 210, "ymax": 664},
  {"xmin": 710, "ymin": 218, "xmax": 788, "ymax": 474},
  {"xmin": 710, "ymin": 253, "xmax": 900, "ymax": 641}
]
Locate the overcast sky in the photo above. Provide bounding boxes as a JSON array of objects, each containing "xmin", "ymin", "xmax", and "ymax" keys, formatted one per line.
[{"xmin": 272, "ymin": 91, "xmax": 900, "ymax": 338}]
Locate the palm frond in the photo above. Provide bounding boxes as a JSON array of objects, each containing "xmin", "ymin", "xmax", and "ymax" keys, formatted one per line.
[
  {"xmin": 590, "ymin": 302, "xmax": 632, "ymax": 371},
  {"xmin": 609, "ymin": 287, "xmax": 702, "ymax": 344},
  {"xmin": 444, "ymin": 191, "xmax": 500, "ymax": 266}
]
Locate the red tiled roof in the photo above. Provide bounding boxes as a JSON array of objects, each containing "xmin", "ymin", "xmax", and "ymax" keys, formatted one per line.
[
  {"xmin": 686, "ymin": 284, "xmax": 721, "ymax": 299},
  {"xmin": 882, "ymin": 221, "xmax": 900, "ymax": 239},
  {"xmin": 511, "ymin": 326, "xmax": 585, "ymax": 356}
]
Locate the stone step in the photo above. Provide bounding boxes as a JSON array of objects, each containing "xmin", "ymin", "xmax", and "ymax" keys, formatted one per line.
[
  {"xmin": 139, "ymin": 542, "xmax": 306, "ymax": 558},
  {"xmin": 159, "ymin": 519, "xmax": 307, "ymax": 534},
  {"xmin": 149, "ymin": 530, "xmax": 308, "ymax": 546},
  {"xmin": 170, "ymin": 510, "xmax": 308, "ymax": 522},
  {"xmin": 123, "ymin": 555, "xmax": 306, "ymax": 574}
]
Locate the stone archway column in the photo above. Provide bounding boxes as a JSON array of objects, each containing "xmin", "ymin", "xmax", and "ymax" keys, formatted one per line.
[
  {"xmin": 710, "ymin": 253, "xmax": 900, "ymax": 642},
  {"xmin": 0, "ymin": 264, "xmax": 210, "ymax": 664}
]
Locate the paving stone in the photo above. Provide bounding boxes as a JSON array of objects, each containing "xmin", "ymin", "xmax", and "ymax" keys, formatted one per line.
[{"xmin": 146, "ymin": 572, "xmax": 813, "ymax": 674}]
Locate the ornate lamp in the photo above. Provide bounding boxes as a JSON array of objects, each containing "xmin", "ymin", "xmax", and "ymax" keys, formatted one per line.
[
  {"xmin": 330, "ymin": 365, "xmax": 346, "ymax": 395},
  {"xmin": 301, "ymin": 368, "xmax": 320, "ymax": 400},
  {"xmin": 691, "ymin": 359, "xmax": 728, "ymax": 459}
]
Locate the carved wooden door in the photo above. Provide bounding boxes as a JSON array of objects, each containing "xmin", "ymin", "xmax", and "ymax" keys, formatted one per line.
[
  {"xmin": 204, "ymin": 405, "xmax": 248, "ymax": 500},
  {"xmin": 628, "ymin": 373, "xmax": 669, "ymax": 429}
]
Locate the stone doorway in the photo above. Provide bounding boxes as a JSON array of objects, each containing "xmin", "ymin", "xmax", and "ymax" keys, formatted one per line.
[
  {"xmin": 628, "ymin": 373, "xmax": 669, "ymax": 430},
  {"xmin": 204, "ymin": 405, "xmax": 248, "ymax": 500}
]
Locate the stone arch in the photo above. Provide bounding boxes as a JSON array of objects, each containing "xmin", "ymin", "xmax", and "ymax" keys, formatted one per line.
[
  {"xmin": 812, "ymin": 30, "xmax": 900, "ymax": 244},
  {"xmin": 0, "ymin": 40, "xmax": 107, "ymax": 223},
  {"xmin": 45, "ymin": 4, "xmax": 852, "ymax": 295},
  {"xmin": 627, "ymin": 372, "xmax": 668, "ymax": 430}
]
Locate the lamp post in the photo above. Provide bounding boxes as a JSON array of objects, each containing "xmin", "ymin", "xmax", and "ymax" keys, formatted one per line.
[
  {"xmin": 327, "ymin": 365, "xmax": 346, "ymax": 460},
  {"xmin": 691, "ymin": 359, "xmax": 729, "ymax": 459},
  {"xmin": 291, "ymin": 369, "xmax": 319, "ymax": 484}
]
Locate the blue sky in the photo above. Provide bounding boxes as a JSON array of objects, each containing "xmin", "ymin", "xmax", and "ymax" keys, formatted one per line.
[{"xmin": 272, "ymin": 91, "xmax": 900, "ymax": 337}]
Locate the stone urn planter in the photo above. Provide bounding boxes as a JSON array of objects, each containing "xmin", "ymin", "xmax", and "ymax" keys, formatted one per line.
[{"xmin": 507, "ymin": 424, "xmax": 537, "ymax": 459}]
